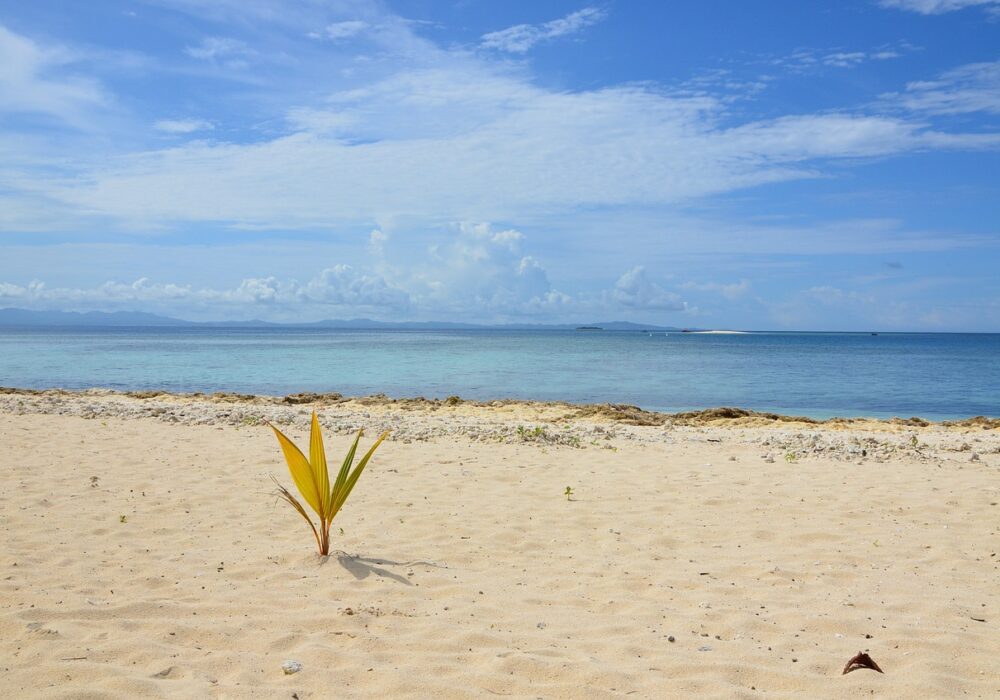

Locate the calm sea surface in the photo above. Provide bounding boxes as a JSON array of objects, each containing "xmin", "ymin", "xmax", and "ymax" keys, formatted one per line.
[{"xmin": 0, "ymin": 327, "xmax": 997, "ymax": 420}]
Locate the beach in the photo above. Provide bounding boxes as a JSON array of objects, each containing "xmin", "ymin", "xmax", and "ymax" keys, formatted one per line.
[{"xmin": 1, "ymin": 389, "xmax": 999, "ymax": 698}]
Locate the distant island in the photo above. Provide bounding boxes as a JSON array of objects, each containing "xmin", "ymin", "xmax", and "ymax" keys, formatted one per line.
[{"xmin": 0, "ymin": 308, "xmax": 680, "ymax": 332}]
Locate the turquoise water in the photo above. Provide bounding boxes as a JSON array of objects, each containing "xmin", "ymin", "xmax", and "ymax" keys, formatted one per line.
[{"xmin": 0, "ymin": 327, "xmax": 997, "ymax": 420}]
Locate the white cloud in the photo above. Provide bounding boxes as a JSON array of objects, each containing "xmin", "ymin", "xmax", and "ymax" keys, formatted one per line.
[
  {"xmin": 0, "ymin": 231, "xmax": 560, "ymax": 320},
  {"xmin": 878, "ymin": 0, "xmax": 1000, "ymax": 14},
  {"xmin": 759, "ymin": 44, "xmax": 912, "ymax": 74},
  {"xmin": 681, "ymin": 279, "xmax": 751, "ymax": 300},
  {"xmin": 3, "ymin": 8, "xmax": 998, "ymax": 238},
  {"xmin": 888, "ymin": 60, "xmax": 1000, "ymax": 114},
  {"xmin": 820, "ymin": 50, "xmax": 901, "ymax": 68},
  {"xmin": 0, "ymin": 24, "xmax": 106, "ymax": 127},
  {"xmin": 611, "ymin": 267, "xmax": 688, "ymax": 311},
  {"xmin": 322, "ymin": 20, "xmax": 368, "ymax": 40},
  {"xmin": 285, "ymin": 107, "xmax": 356, "ymax": 133},
  {"xmin": 184, "ymin": 36, "xmax": 253, "ymax": 62},
  {"xmin": 413, "ymin": 222, "xmax": 568, "ymax": 314},
  {"xmin": 0, "ymin": 266, "xmax": 412, "ymax": 320},
  {"xmin": 304, "ymin": 265, "xmax": 410, "ymax": 309},
  {"xmin": 481, "ymin": 7, "xmax": 606, "ymax": 53},
  {"xmin": 227, "ymin": 276, "xmax": 281, "ymax": 303},
  {"xmin": 32, "ymin": 67, "xmax": 998, "ymax": 233},
  {"xmin": 154, "ymin": 118, "xmax": 214, "ymax": 134},
  {"xmin": 0, "ymin": 224, "xmax": 581, "ymax": 320},
  {"xmin": 368, "ymin": 229, "xmax": 387, "ymax": 256}
]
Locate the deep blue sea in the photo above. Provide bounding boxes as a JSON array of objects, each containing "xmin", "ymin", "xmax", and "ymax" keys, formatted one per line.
[{"xmin": 0, "ymin": 327, "xmax": 997, "ymax": 420}]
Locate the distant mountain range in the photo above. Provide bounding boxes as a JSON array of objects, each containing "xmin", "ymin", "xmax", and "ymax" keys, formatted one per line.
[{"xmin": 0, "ymin": 308, "xmax": 681, "ymax": 331}]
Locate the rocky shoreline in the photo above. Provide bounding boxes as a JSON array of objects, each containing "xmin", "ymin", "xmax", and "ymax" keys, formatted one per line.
[{"xmin": 1, "ymin": 386, "xmax": 997, "ymax": 465}]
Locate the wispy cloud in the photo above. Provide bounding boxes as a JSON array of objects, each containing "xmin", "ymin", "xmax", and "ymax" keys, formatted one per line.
[
  {"xmin": 319, "ymin": 20, "xmax": 369, "ymax": 40},
  {"xmin": 154, "ymin": 118, "xmax": 214, "ymax": 133},
  {"xmin": 878, "ymin": 0, "xmax": 1000, "ymax": 14},
  {"xmin": 887, "ymin": 60, "xmax": 1000, "ymax": 114},
  {"xmin": 481, "ymin": 7, "xmax": 606, "ymax": 53},
  {"xmin": 25, "ymin": 70, "xmax": 997, "ymax": 234},
  {"xmin": 680, "ymin": 279, "xmax": 751, "ymax": 300},
  {"xmin": 762, "ymin": 43, "xmax": 914, "ymax": 72},
  {"xmin": 0, "ymin": 24, "xmax": 106, "ymax": 128},
  {"xmin": 184, "ymin": 36, "xmax": 254, "ymax": 64}
]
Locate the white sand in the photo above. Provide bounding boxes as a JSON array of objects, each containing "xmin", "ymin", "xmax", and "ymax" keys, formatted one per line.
[
  {"xmin": 1, "ymin": 396, "xmax": 999, "ymax": 698},
  {"xmin": 686, "ymin": 330, "xmax": 748, "ymax": 334}
]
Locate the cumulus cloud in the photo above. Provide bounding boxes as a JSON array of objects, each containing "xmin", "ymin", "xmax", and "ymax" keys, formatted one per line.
[
  {"xmin": 0, "ymin": 225, "xmax": 585, "ymax": 320},
  {"xmin": 0, "ymin": 267, "xmax": 411, "ymax": 320},
  {"xmin": 368, "ymin": 229, "xmax": 387, "ymax": 256},
  {"xmin": 481, "ymin": 7, "xmax": 606, "ymax": 53},
  {"xmin": 304, "ymin": 265, "xmax": 410, "ymax": 309},
  {"xmin": 0, "ymin": 220, "xmax": 742, "ymax": 322},
  {"xmin": 415, "ymin": 222, "xmax": 568, "ymax": 314},
  {"xmin": 611, "ymin": 267, "xmax": 688, "ymax": 311}
]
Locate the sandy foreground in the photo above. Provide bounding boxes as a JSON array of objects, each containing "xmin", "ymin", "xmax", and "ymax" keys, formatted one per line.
[{"xmin": 1, "ymin": 390, "xmax": 999, "ymax": 698}]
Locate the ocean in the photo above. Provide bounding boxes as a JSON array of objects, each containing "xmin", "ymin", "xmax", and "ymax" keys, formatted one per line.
[{"xmin": 0, "ymin": 327, "xmax": 997, "ymax": 420}]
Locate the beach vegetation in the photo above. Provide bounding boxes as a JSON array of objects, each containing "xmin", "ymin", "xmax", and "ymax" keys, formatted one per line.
[
  {"xmin": 270, "ymin": 412, "xmax": 389, "ymax": 556},
  {"xmin": 564, "ymin": 486, "xmax": 574, "ymax": 500},
  {"xmin": 784, "ymin": 452, "xmax": 797, "ymax": 463},
  {"xmin": 516, "ymin": 425, "xmax": 547, "ymax": 441}
]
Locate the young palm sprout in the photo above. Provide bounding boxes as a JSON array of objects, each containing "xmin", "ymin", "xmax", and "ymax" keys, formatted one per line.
[{"xmin": 270, "ymin": 412, "xmax": 389, "ymax": 555}]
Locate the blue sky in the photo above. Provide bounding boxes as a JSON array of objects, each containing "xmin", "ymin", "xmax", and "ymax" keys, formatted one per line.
[{"xmin": 0, "ymin": 0, "xmax": 998, "ymax": 329}]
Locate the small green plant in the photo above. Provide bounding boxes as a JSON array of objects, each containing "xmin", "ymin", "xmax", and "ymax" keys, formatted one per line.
[
  {"xmin": 784, "ymin": 452, "xmax": 797, "ymax": 463},
  {"xmin": 119, "ymin": 514, "xmax": 127, "ymax": 523},
  {"xmin": 564, "ymin": 486, "xmax": 574, "ymax": 501},
  {"xmin": 910, "ymin": 435, "xmax": 919, "ymax": 448},
  {"xmin": 516, "ymin": 425, "xmax": 547, "ymax": 441},
  {"xmin": 270, "ymin": 412, "xmax": 389, "ymax": 556}
]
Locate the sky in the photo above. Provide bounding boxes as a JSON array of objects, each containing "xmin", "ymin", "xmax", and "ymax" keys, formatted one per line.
[{"xmin": 0, "ymin": 0, "xmax": 998, "ymax": 329}]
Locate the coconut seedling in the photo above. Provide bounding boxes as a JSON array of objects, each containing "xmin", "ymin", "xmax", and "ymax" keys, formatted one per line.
[{"xmin": 270, "ymin": 412, "xmax": 389, "ymax": 556}]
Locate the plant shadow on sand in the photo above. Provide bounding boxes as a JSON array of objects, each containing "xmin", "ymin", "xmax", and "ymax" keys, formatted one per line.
[{"xmin": 324, "ymin": 552, "xmax": 447, "ymax": 585}]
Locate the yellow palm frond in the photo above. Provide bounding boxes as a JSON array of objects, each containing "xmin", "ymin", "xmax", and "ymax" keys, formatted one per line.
[
  {"xmin": 309, "ymin": 412, "xmax": 330, "ymax": 519},
  {"xmin": 269, "ymin": 413, "xmax": 388, "ymax": 555},
  {"xmin": 270, "ymin": 421, "xmax": 323, "ymax": 515}
]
